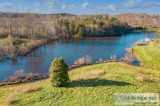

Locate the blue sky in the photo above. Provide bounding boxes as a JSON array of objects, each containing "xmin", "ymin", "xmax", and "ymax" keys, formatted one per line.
[{"xmin": 0, "ymin": 0, "xmax": 160, "ymax": 15}]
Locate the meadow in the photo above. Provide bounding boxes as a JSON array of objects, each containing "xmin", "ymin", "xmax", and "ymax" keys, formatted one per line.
[{"xmin": 0, "ymin": 40, "xmax": 159, "ymax": 106}]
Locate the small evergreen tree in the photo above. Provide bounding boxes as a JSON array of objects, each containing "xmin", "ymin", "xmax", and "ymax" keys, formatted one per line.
[{"xmin": 49, "ymin": 57, "xmax": 69, "ymax": 87}]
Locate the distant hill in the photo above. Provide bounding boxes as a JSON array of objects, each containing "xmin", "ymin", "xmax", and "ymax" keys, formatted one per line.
[
  {"xmin": 116, "ymin": 13, "xmax": 160, "ymax": 28},
  {"xmin": 0, "ymin": 12, "xmax": 76, "ymax": 18},
  {"xmin": 1, "ymin": 12, "xmax": 159, "ymax": 28},
  {"xmin": 1, "ymin": 12, "xmax": 159, "ymax": 38}
]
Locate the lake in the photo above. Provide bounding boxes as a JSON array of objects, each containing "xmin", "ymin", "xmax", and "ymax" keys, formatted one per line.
[{"xmin": 0, "ymin": 32, "xmax": 156, "ymax": 80}]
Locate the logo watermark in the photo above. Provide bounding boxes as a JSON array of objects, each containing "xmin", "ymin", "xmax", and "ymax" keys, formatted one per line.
[{"xmin": 114, "ymin": 93, "xmax": 159, "ymax": 105}]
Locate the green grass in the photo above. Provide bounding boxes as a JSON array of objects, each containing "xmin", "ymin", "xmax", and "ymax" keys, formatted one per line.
[
  {"xmin": 0, "ymin": 41, "xmax": 160, "ymax": 106},
  {"xmin": 133, "ymin": 40, "xmax": 160, "ymax": 72}
]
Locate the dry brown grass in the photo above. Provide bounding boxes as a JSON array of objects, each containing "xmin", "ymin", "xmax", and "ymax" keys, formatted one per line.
[
  {"xmin": 0, "ymin": 38, "xmax": 12, "ymax": 46},
  {"xmin": 15, "ymin": 84, "xmax": 41, "ymax": 93},
  {"xmin": 136, "ymin": 75, "xmax": 159, "ymax": 82},
  {"xmin": 5, "ymin": 83, "xmax": 42, "ymax": 98},
  {"xmin": 105, "ymin": 73, "xmax": 119, "ymax": 78},
  {"xmin": 21, "ymin": 85, "xmax": 41, "ymax": 93},
  {"xmin": 136, "ymin": 76, "xmax": 145, "ymax": 82},
  {"xmin": 73, "ymin": 70, "xmax": 105, "ymax": 80},
  {"xmin": 5, "ymin": 94, "xmax": 16, "ymax": 105}
]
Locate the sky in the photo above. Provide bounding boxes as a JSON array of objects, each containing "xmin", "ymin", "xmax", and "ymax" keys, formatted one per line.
[{"xmin": 0, "ymin": 0, "xmax": 160, "ymax": 15}]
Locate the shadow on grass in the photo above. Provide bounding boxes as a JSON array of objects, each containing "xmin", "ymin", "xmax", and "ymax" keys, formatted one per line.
[
  {"xmin": 68, "ymin": 78, "xmax": 131, "ymax": 88},
  {"xmin": 24, "ymin": 87, "xmax": 43, "ymax": 93}
]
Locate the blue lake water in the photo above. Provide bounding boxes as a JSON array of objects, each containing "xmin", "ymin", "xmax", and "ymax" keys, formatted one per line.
[{"xmin": 0, "ymin": 32, "xmax": 156, "ymax": 80}]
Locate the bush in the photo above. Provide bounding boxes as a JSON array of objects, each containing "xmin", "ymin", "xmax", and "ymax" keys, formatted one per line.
[
  {"xmin": 49, "ymin": 57, "xmax": 69, "ymax": 87},
  {"xmin": 73, "ymin": 55, "xmax": 92, "ymax": 66}
]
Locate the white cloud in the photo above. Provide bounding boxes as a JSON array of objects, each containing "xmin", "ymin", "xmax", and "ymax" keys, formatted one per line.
[
  {"xmin": 61, "ymin": 4, "xmax": 67, "ymax": 10},
  {"xmin": 144, "ymin": 2, "xmax": 160, "ymax": 8},
  {"xmin": 81, "ymin": 2, "xmax": 90, "ymax": 9},
  {"xmin": 0, "ymin": 3, "xmax": 13, "ymax": 9},
  {"xmin": 124, "ymin": 0, "xmax": 142, "ymax": 9},
  {"xmin": 34, "ymin": 0, "xmax": 75, "ymax": 13},
  {"xmin": 107, "ymin": 5, "xmax": 117, "ymax": 11},
  {"xmin": 97, "ymin": 5, "xmax": 117, "ymax": 11},
  {"xmin": 0, "ymin": 3, "xmax": 30, "ymax": 13},
  {"xmin": 0, "ymin": 3, "xmax": 19, "ymax": 12},
  {"xmin": 124, "ymin": 0, "xmax": 160, "ymax": 9},
  {"xmin": 61, "ymin": 4, "xmax": 75, "ymax": 10},
  {"xmin": 43, "ymin": 0, "xmax": 59, "ymax": 9}
]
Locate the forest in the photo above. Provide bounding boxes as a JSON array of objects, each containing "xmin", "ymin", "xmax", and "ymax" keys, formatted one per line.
[
  {"xmin": 117, "ymin": 13, "xmax": 160, "ymax": 28},
  {"xmin": 0, "ymin": 12, "xmax": 135, "ymax": 39}
]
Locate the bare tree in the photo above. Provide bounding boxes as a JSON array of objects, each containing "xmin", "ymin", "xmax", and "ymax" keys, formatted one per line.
[
  {"xmin": 12, "ymin": 19, "xmax": 20, "ymax": 38},
  {"xmin": 23, "ymin": 13, "xmax": 38, "ymax": 39},
  {"xmin": 4, "ymin": 17, "xmax": 13, "ymax": 36}
]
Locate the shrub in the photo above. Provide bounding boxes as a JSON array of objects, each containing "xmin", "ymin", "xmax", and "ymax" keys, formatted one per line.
[
  {"xmin": 122, "ymin": 53, "xmax": 136, "ymax": 64},
  {"xmin": 73, "ymin": 55, "xmax": 92, "ymax": 66},
  {"xmin": 49, "ymin": 57, "xmax": 69, "ymax": 87},
  {"xmin": 14, "ymin": 70, "xmax": 26, "ymax": 79},
  {"xmin": 96, "ymin": 58, "xmax": 105, "ymax": 63},
  {"xmin": 110, "ymin": 54, "xmax": 117, "ymax": 60},
  {"xmin": 3, "ymin": 70, "xmax": 49, "ymax": 85},
  {"xmin": 135, "ymin": 40, "xmax": 146, "ymax": 46}
]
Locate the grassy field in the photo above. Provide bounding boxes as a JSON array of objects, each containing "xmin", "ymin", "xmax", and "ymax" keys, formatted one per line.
[
  {"xmin": 133, "ymin": 40, "xmax": 160, "ymax": 72},
  {"xmin": 0, "ymin": 41, "xmax": 160, "ymax": 106}
]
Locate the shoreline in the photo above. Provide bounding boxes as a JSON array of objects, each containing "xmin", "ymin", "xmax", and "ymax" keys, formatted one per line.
[
  {"xmin": 0, "ymin": 30, "xmax": 154, "ymax": 61},
  {"xmin": 0, "ymin": 61, "xmax": 131, "ymax": 86},
  {"xmin": 0, "ymin": 37, "xmax": 59, "ymax": 61},
  {"xmin": 0, "ymin": 58, "xmax": 138, "ymax": 86},
  {"xmin": 20, "ymin": 38, "xmax": 59, "ymax": 56},
  {"xmin": 0, "ymin": 36, "xmax": 155, "ymax": 86}
]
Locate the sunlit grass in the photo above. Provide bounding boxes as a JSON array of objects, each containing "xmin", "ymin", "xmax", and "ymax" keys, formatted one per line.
[
  {"xmin": 133, "ymin": 40, "xmax": 160, "ymax": 71},
  {"xmin": 0, "ymin": 40, "xmax": 160, "ymax": 106}
]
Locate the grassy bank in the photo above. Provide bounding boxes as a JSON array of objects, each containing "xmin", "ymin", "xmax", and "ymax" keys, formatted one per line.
[
  {"xmin": 0, "ymin": 41, "xmax": 160, "ymax": 106},
  {"xmin": 133, "ymin": 40, "xmax": 160, "ymax": 71}
]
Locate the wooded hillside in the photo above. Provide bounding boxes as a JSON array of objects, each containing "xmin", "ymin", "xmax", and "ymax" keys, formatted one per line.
[
  {"xmin": 0, "ymin": 12, "xmax": 133, "ymax": 39},
  {"xmin": 116, "ymin": 13, "xmax": 160, "ymax": 28}
]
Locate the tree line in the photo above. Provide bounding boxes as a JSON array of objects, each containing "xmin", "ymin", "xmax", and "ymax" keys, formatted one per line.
[
  {"xmin": 116, "ymin": 13, "xmax": 160, "ymax": 28},
  {"xmin": 0, "ymin": 13, "xmax": 137, "ymax": 39},
  {"xmin": 0, "ymin": 13, "xmax": 64, "ymax": 39},
  {"xmin": 58, "ymin": 15, "xmax": 133, "ymax": 37}
]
